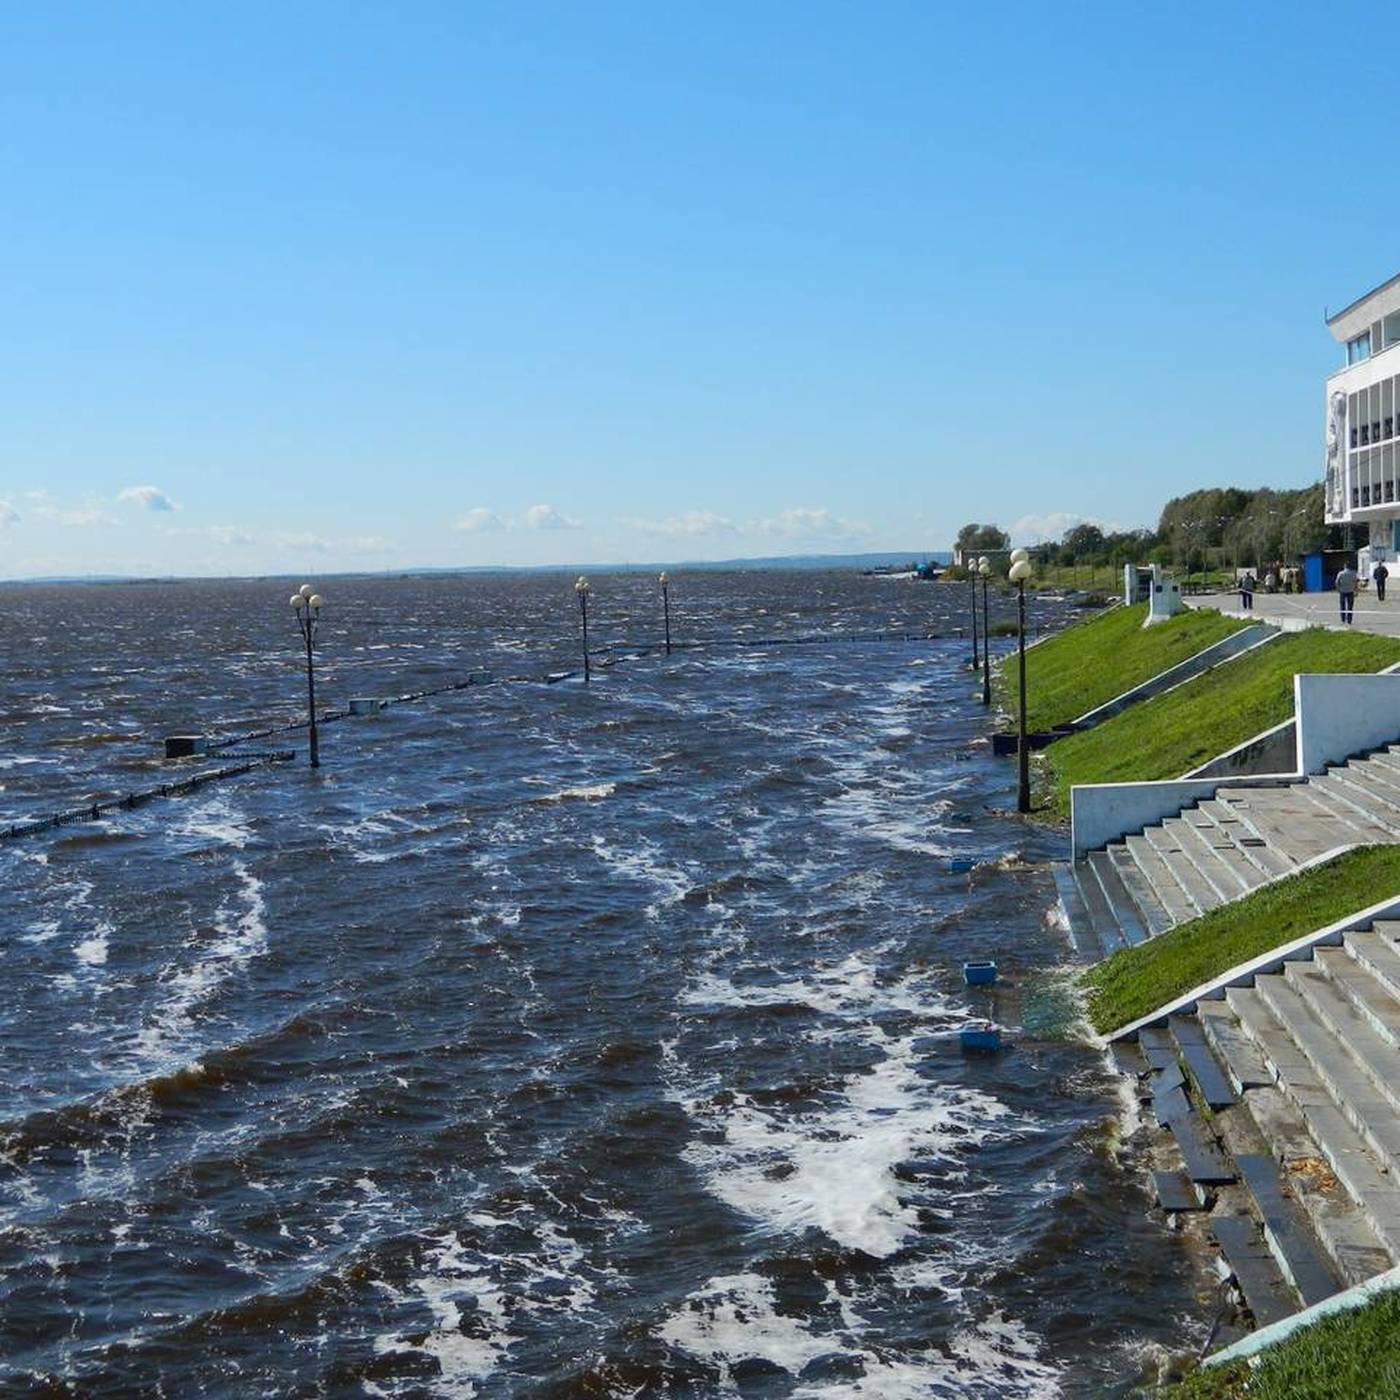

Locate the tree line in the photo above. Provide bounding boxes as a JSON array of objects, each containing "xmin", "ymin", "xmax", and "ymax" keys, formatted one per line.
[{"xmin": 956, "ymin": 484, "xmax": 1343, "ymax": 574}]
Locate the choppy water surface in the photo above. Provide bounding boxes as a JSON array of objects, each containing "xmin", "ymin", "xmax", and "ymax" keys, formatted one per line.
[{"xmin": 0, "ymin": 572, "xmax": 1210, "ymax": 1396}]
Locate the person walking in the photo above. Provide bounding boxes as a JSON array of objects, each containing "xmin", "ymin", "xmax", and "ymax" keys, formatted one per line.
[
  {"xmin": 1239, "ymin": 571, "xmax": 1256, "ymax": 611},
  {"xmin": 1336, "ymin": 563, "xmax": 1359, "ymax": 625},
  {"xmin": 1375, "ymin": 560, "xmax": 1389, "ymax": 603}
]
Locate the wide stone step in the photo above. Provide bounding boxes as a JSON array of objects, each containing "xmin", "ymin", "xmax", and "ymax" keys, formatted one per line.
[
  {"xmin": 1144, "ymin": 824, "xmax": 1226, "ymax": 915},
  {"xmin": 1209, "ymin": 1215, "xmax": 1301, "ymax": 1326},
  {"xmin": 1345, "ymin": 755, "xmax": 1400, "ymax": 803},
  {"xmin": 1050, "ymin": 862, "xmax": 1105, "ymax": 962},
  {"xmin": 1232, "ymin": 1151, "xmax": 1343, "ymax": 1305},
  {"xmin": 1289, "ymin": 955, "xmax": 1400, "ymax": 1098},
  {"xmin": 1347, "ymin": 927, "xmax": 1400, "ymax": 1003},
  {"xmin": 1299, "ymin": 781, "xmax": 1396, "ymax": 844},
  {"xmin": 1106, "ymin": 846, "xmax": 1173, "ymax": 936},
  {"xmin": 1086, "ymin": 850, "xmax": 1148, "ymax": 946},
  {"xmin": 1179, "ymin": 809, "xmax": 1270, "ymax": 893},
  {"xmin": 1215, "ymin": 789, "xmax": 1356, "ymax": 865},
  {"xmin": 1124, "ymin": 834, "xmax": 1199, "ymax": 925},
  {"xmin": 1322, "ymin": 769, "xmax": 1400, "ymax": 835},
  {"xmin": 1153, "ymin": 1168, "xmax": 1205, "ymax": 1212},
  {"xmin": 1315, "ymin": 945, "xmax": 1400, "ymax": 1048},
  {"xmin": 1169, "ymin": 1014, "xmax": 1237, "ymax": 1109},
  {"xmin": 1197, "ymin": 799, "xmax": 1296, "ymax": 877},
  {"xmin": 1070, "ymin": 860, "xmax": 1126, "ymax": 956},
  {"xmin": 1227, "ymin": 986, "xmax": 1400, "ymax": 1258},
  {"xmin": 1236, "ymin": 1082, "xmax": 1395, "ymax": 1287},
  {"xmin": 1252, "ymin": 974, "xmax": 1400, "ymax": 1179},
  {"xmin": 1198, "ymin": 1000, "xmax": 1275, "ymax": 1092},
  {"xmin": 1166, "ymin": 815, "xmax": 1255, "ymax": 899}
]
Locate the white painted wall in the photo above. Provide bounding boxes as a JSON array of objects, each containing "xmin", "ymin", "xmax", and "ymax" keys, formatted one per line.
[
  {"xmin": 1070, "ymin": 775, "xmax": 1293, "ymax": 858},
  {"xmin": 1295, "ymin": 672, "xmax": 1400, "ymax": 773}
]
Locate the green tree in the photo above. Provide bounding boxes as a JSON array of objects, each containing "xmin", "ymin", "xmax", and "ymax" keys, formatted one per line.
[{"xmin": 955, "ymin": 522, "xmax": 1009, "ymax": 553}]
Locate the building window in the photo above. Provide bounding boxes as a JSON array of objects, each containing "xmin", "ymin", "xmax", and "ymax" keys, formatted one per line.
[
  {"xmin": 1349, "ymin": 332, "xmax": 1373, "ymax": 365},
  {"xmin": 1385, "ymin": 313, "xmax": 1400, "ymax": 348}
]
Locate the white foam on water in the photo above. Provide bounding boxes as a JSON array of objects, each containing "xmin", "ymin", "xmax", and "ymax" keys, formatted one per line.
[
  {"xmin": 590, "ymin": 834, "xmax": 692, "ymax": 918},
  {"xmin": 74, "ymin": 933, "xmax": 109, "ymax": 966},
  {"xmin": 662, "ymin": 939, "xmax": 1063, "ymax": 1395},
  {"xmin": 533, "ymin": 782, "xmax": 616, "ymax": 803},
  {"xmin": 658, "ymin": 1272, "xmax": 835, "ymax": 1379},
  {"xmin": 370, "ymin": 1209, "xmax": 607, "ymax": 1397},
  {"xmin": 136, "ymin": 803, "xmax": 269, "ymax": 1063}
]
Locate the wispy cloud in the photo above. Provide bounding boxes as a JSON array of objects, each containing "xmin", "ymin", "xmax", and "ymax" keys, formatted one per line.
[
  {"xmin": 621, "ymin": 505, "xmax": 869, "ymax": 543},
  {"xmin": 117, "ymin": 484, "xmax": 178, "ymax": 512},
  {"xmin": 741, "ymin": 507, "xmax": 871, "ymax": 541},
  {"xmin": 271, "ymin": 531, "xmax": 391, "ymax": 556},
  {"xmin": 619, "ymin": 510, "xmax": 736, "ymax": 538},
  {"xmin": 166, "ymin": 524, "xmax": 255, "ymax": 546},
  {"xmin": 0, "ymin": 500, "xmax": 19, "ymax": 527},
  {"xmin": 525, "ymin": 503, "xmax": 580, "ymax": 530},
  {"xmin": 33, "ymin": 499, "xmax": 115, "ymax": 527},
  {"xmin": 1010, "ymin": 511, "xmax": 1129, "ymax": 544},
  {"xmin": 454, "ymin": 507, "xmax": 506, "ymax": 533}
]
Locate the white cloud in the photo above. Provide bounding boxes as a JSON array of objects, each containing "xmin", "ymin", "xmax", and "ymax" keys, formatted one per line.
[
  {"xmin": 167, "ymin": 524, "xmax": 255, "ymax": 546},
  {"xmin": 620, "ymin": 505, "xmax": 869, "ymax": 543},
  {"xmin": 271, "ymin": 531, "xmax": 390, "ymax": 556},
  {"xmin": 34, "ymin": 500, "xmax": 114, "ymax": 527},
  {"xmin": 741, "ymin": 506, "xmax": 871, "ymax": 541},
  {"xmin": 0, "ymin": 500, "xmax": 18, "ymax": 527},
  {"xmin": 117, "ymin": 484, "xmax": 178, "ymax": 512},
  {"xmin": 619, "ymin": 510, "xmax": 736, "ymax": 537},
  {"xmin": 525, "ymin": 503, "xmax": 580, "ymax": 530},
  {"xmin": 1010, "ymin": 511, "xmax": 1129, "ymax": 544},
  {"xmin": 454, "ymin": 507, "xmax": 505, "ymax": 533}
]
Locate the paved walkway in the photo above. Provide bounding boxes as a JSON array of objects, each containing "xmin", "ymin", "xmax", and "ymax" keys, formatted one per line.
[{"xmin": 1187, "ymin": 589, "xmax": 1400, "ymax": 637}]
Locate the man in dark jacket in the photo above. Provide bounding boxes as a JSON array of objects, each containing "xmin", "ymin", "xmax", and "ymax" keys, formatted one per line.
[
  {"xmin": 1336, "ymin": 564, "xmax": 1359, "ymax": 624},
  {"xmin": 1375, "ymin": 560, "xmax": 1389, "ymax": 603}
]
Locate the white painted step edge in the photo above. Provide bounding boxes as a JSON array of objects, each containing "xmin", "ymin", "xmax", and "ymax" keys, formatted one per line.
[
  {"xmin": 1205, "ymin": 1261, "xmax": 1400, "ymax": 1369},
  {"xmin": 1106, "ymin": 854, "xmax": 1395, "ymax": 1044}
]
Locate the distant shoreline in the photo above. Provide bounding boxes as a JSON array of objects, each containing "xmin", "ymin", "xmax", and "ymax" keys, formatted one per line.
[{"xmin": 0, "ymin": 550, "xmax": 953, "ymax": 587}]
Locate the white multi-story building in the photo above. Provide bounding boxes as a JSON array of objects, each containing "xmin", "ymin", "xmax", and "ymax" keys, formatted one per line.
[{"xmin": 1325, "ymin": 272, "xmax": 1400, "ymax": 564}]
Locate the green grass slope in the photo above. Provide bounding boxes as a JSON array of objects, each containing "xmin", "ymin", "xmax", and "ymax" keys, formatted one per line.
[
  {"xmin": 998, "ymin": 603, "xmax": 1249, "ymax": 734},
  {"xmin": 1082, "ymin": 846, "xmax": 1400, "ymax": 1035},
  {"xmin": 1163, "ymin": 1287, "xmax": 1400, "ymax": 1398},
  {"xmin": 1044, "ymin": 628, "xmax": 1400, "ymax": 818}
]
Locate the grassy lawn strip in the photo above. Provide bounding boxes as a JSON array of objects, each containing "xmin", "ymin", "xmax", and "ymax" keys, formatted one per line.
[
  {"xmin": 997, "ymin": 602, "xmax": 1249, "ymax": 734},
  {"xmin": 1082, "ymin": 846, "xmax": 1400, "ymax": 1036},
  {"xmin": 1162, "ymin": 1287, "xmax": 1400, "ymax": 1398},
  {"xmin": 1044, "ymin": 628, "xmax": 1400, "ymax": 819}
]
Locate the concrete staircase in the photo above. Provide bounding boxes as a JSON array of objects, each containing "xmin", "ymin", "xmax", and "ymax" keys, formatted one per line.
[
  {"xmin": 1113, "ymin": 918, "xmax": 1400, "ymax": 1328},
  {"xmin": 1057, "ymin": 747, "xmax": 1400, "ymax": 959}
]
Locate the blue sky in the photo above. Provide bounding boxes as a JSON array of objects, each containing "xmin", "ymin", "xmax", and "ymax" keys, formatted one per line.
[{"xmin": 0, "ymin": 1, "xmax": 1395, "ymax": 577}]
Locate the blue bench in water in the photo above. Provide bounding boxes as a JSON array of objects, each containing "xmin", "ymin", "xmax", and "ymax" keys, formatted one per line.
[
  {"xmin": 963, "ymin": 960, "xmax": 998, "ymax": 986},
  {"xmin": 959, "ymin": 1021, "xmax": 1002, "ymax": 1053}
]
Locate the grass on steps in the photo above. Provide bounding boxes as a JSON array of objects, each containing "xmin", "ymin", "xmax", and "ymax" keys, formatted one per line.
[
  {"xmin": 1043, "ymin": 628, "xmax": 1400, "ymax": 819},
  {"xmin": 996, "ymin": 602, "xmax": 1249, "ymax": 734},
  {"xmin": 1161, "ymin": 1287, "xmax": 1400, "ymax": 1398},
  {"xmin": 1082, "ymin": 846, "xmax": 1400, "ymax": 1035}
]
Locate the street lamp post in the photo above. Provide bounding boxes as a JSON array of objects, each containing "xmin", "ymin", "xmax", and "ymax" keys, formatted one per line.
[
  {"xmin": 659, "ymin": 571, "xmax": 672, "ymax": 656},
  {"xmin": 1009, "ymin": 550, "xmax": 1033, "ymax": 813},
  {"xmin": 969, "ymin": 560, "xmax": 980, "ymax": 670},
  {"xmin": 978, "ymin": 556, "xmax": 992, "ymax": 706},
  {"xmin": 575, "ymin": 576, "xmax": 592, "ymax": 683},
  {"xmin": 289, "ymin": 584, "xmax": 325, "ymax": 769}
]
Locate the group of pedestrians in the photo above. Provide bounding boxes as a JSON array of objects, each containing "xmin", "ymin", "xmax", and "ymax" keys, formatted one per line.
[{"xmin": 1237, "ymin": 559, "xmax": 1390, "ymax": 625}]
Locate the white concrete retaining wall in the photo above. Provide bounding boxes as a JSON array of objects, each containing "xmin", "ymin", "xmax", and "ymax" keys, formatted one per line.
[
  {"xmin": 1185, "ymin": 717, "xmax": 1298, "ymax": 779},
  {"xmin": 1070, "ymin": 775, "xmax": 1294, "ymax": 859},
  {"xmin": 1295, "ymin": 672, "xmax": 1400, "ymax": 774},
  {"xmin": 1069, "ymin": 624, "xmax": 1277, "ymax": 730}
]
